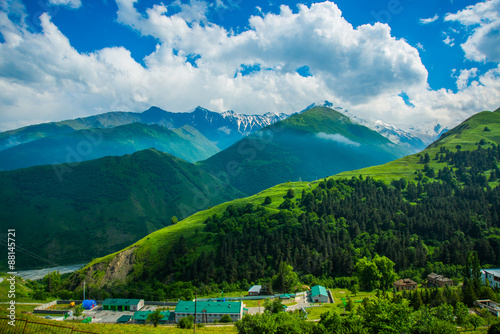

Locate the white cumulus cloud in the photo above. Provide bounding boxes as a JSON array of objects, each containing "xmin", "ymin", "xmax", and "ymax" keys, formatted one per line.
[
  {"xmin": 443, "ymin": 34, "xmax": 455, "ymax": 46},
  {"xmin": 445, "ymin": 0, "xmax": 500, "ymax": 62},
  {"xmin": 420, "ymin": 14, "xmax": 439, "ymax": 24},
  {"xmin": 456, "ymin": 68, "xmax": 478, "ymax": 90}
]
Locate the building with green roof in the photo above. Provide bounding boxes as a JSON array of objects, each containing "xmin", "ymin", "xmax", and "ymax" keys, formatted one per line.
[
  {"xmin": 102, "ymin": 298, "xmax": 144, "ymax": 311},
  {"xmin": 175, "ymin": 301, "xmax": 243, "ymax": 323},
  {"xmin": 159, "ymin": 310, "xmax": 175, "ymax": 324},
  {"xmin": 132, "ymin": 310, "xmax": 176, "ymax": 325},
  {"xmin": 116, "ymin": 315, "xmax": 132, "ymax": 323},
  {"xmin": 132, "ymin": 311, "xmax": 151, "ymax": 324},
  {"xmin": 310, "ymin": 285, "xmax": 329, "ymax": 303}
]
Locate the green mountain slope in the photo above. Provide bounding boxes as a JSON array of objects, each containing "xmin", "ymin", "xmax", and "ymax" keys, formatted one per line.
[
  {"xmin": 63, "ymin": 108, "xmax": 500, "ymax": 298},
  {"xmin": 0, "ymin": 112, "xmax": 139, "ymax": 151},
  {"xmin": 0, "ymin": 123, "xmax": 220, "ymax": 170},
  {"xmin": 334, "ymin": 109, "xmax": 500, "ymax": 182},
  {"xmin": 0, "ymin": 149, "xmax": 243, "ymax": 269},
  {"xmin": 200, "ymin": 107, "xmax": 411, "ymax": 195}
]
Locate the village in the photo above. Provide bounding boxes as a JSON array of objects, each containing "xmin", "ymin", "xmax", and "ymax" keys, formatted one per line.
[
  {"xmin": 32, "ymin": 269, "xmax": 500, "ymax": 327},
  {"xmin": 34, "ymin": 283, "xmax": 331, "ymax": 325}
]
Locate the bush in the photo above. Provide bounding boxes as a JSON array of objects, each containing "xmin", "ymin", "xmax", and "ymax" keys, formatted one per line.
[
  {"xmin": 264, "ymin": 196, "xmax": 272, "ymax": 205},
  {"xmin": 178, "ymin": 315, "xmax": 194, "ymax": 329},
  {"xmin": 220, "ymin": 314, "xmax": 233, "ymax": 323}
]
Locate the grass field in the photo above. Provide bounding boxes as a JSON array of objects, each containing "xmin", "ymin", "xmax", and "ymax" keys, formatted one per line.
[
  {"xmin": 0, "ymin": 273, "xmax": 52, "ymax": 304},
  {"xmin": 305, "ymin": 288, "xmax": 377, "ymax": 320}
]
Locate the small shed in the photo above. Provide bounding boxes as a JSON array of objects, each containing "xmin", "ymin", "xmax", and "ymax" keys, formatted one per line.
[
  {"xmin": 311, "ymin": 285, "xmax": 329, "ymax": 303},
  {"xmin": 248, "ymin": 285, "xmax": 262, "ymax": 296},
  {"xmin": 116, "ymin": 315, "xmax": 132, "ymax": 324},
  {"xmin": 474, "ymin": 299, "xmax": 500, "ymax": 317}
]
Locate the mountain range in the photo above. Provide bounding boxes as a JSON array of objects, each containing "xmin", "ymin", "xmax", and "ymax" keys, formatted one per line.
[
  {"xmin": 0, "ymin": 103, "xmax": 445, "ymax": 172},
  {"xmin": 0, "ymin": 123, "xmax": 220, "ymax": 170},
  {"xmin": 0, "ymin": 106, "xmax": 288, "ymax": 171},
  {"xmin": 63, "ymin": 107, "xmax": 500, "ymax": 294},
  {"xmin": 303, "ymin": 101, "xmax": 437, "ymax": 152},
  {"xmin": 0, "ymin": 105, "xmax": 413, "ymax": 269}
]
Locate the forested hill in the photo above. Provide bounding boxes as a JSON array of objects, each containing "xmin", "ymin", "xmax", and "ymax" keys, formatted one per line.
[
  {"xmin": 65, "ymin": 112, "xmax": 500, "ymax": 300},
  {"xmin": 0, "ymin": 149, "xmax": 243, "ymax": 270},
  {"xmin": 200, "ymin": 106, "xmax": 412, "ymax": 195}
]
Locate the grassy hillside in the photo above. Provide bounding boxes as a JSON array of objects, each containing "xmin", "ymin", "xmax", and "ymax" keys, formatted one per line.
[
  {"xmin": 334, "ymin": 109, "xmax": 500, "ymax": 182},
  {"xmin": 64, "ymin": 180, "xmax": 313, "ymax": 291},
  {"xmin": 0, "ymin": 149, "xmax": 243, "ymax": 270},
  {"xmin": 200, "ymin": 107, "xmax": 411, "ymax": 195},
  {"xmin": 0, "ymin": 123, "xmax": 220, "ymax": 170}
]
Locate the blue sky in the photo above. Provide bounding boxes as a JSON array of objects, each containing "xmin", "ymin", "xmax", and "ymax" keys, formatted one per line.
[{"xmin": 0, "ymin": 0, "xmax": 499, "ymax": 133}]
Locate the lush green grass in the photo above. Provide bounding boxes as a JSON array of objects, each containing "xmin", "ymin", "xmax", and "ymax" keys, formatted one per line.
[
  {"xmin": 0, "ymin": 273, "xmax": 51, "ymax": 303},
  {"xmin": 430, "ymin": 110, "xmax": 500, "ymax": 150},
  {"xmin": 305, "ymin": 288, "xmax": 378, "ymax": 320}
]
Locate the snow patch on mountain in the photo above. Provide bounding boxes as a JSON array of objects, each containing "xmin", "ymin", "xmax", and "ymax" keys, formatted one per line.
[{"xmin": 220, "ymin": 110, "xmax": 288, "ymax": 134}]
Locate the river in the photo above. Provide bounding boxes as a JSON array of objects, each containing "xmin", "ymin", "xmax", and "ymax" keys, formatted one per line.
[{"xmin": 15, "ymin": 264, "xmax": 85, "ymax": 281}]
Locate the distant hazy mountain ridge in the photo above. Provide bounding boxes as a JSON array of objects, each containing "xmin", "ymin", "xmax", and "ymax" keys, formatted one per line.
[
  {"xmin": 0, "ymin": 106, "xmax": 288, "ymax": 170},
  {"xmin": 0, "ymin": 106, "xmax": 288, "ymax": 152}
]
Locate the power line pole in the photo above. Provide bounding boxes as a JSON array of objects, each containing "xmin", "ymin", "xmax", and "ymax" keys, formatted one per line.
[
  {"xmin": 83, "ymin": 281, "xmax": 86, "ymax": 300},
  {"xmin": 194, "ymin": 290, "xmax": 197, "ymax": 333}
]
